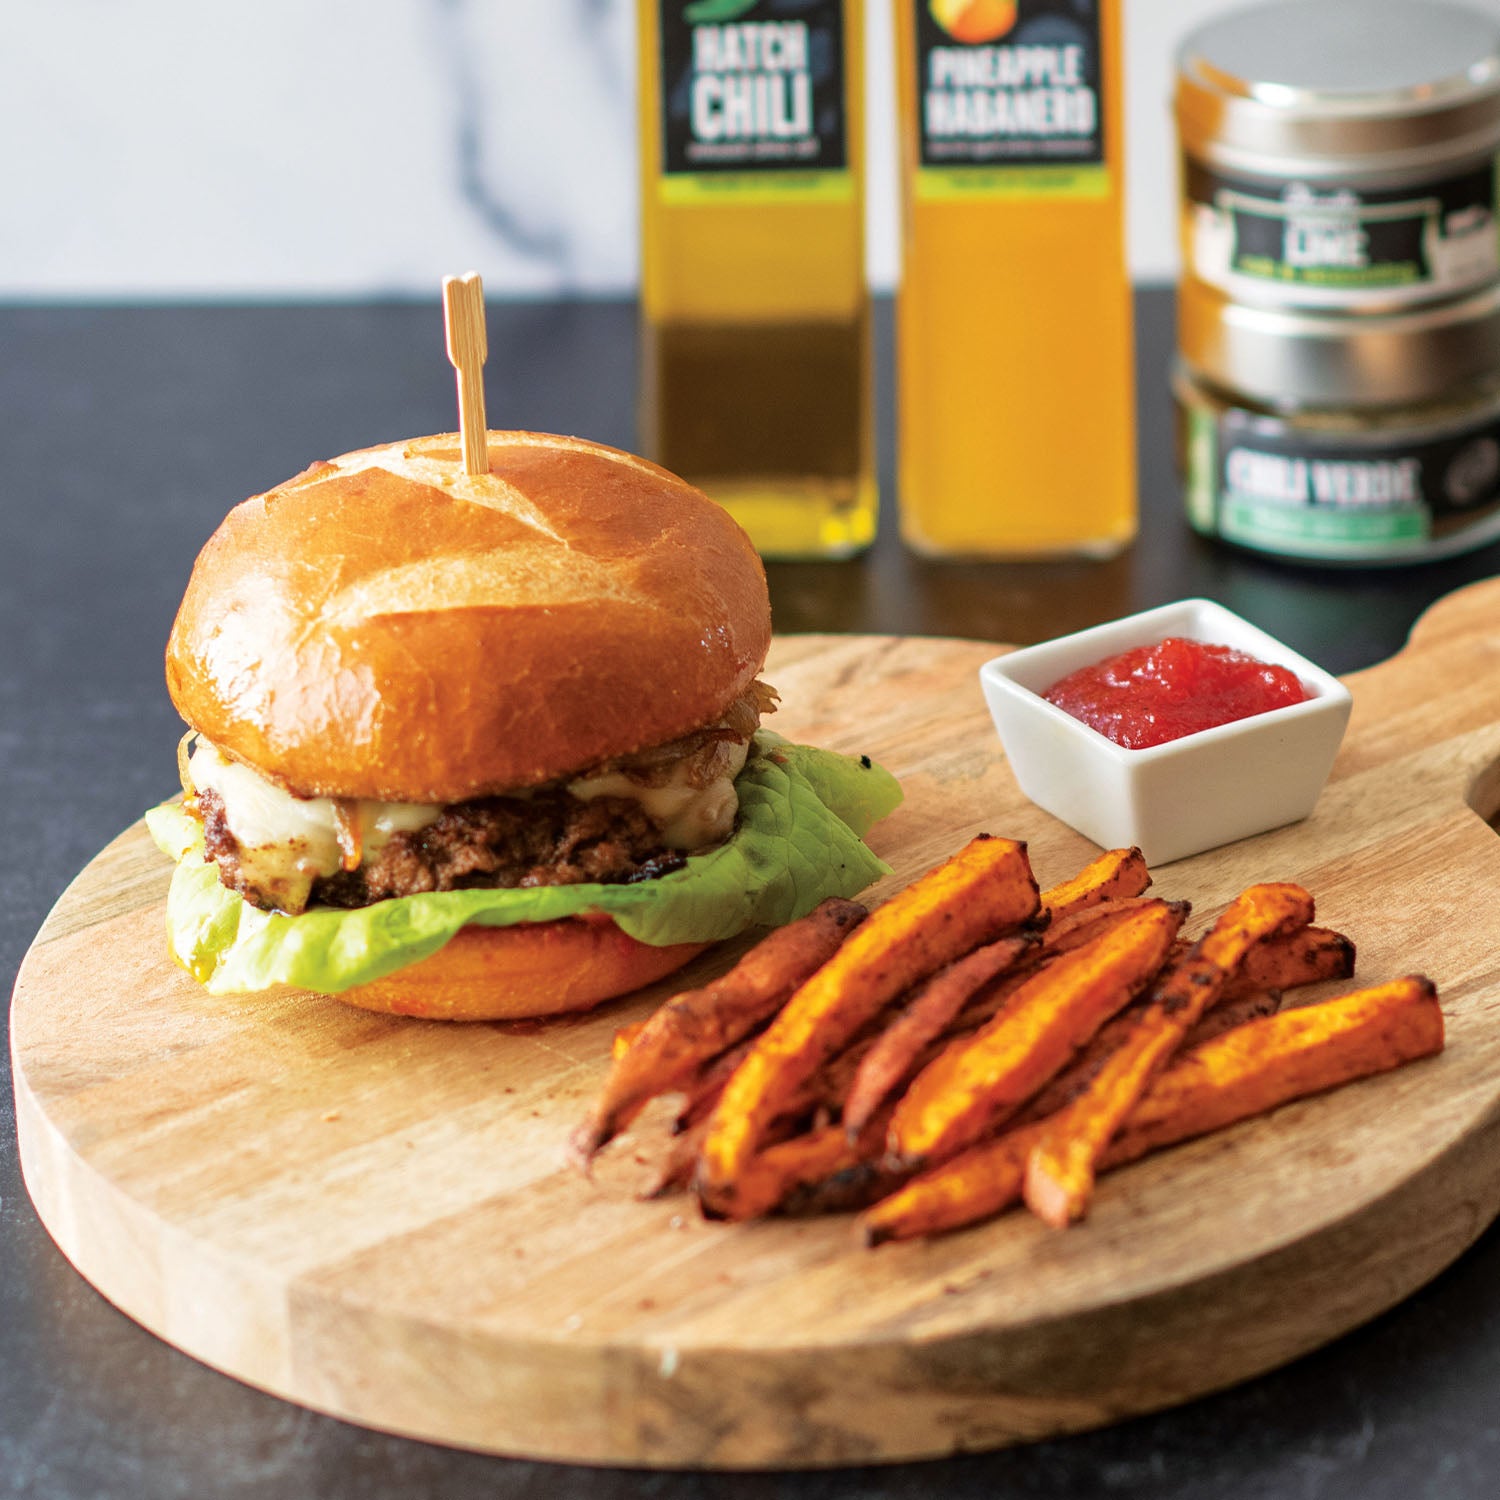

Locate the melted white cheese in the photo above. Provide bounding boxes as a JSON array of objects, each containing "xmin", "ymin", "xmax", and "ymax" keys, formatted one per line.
[
  {"xmin": 187, "ymin": 735, "xmax": 747, "ymax": 907},
  {"xmin": 569, "ymin": 737, "xmax": 748, "ymax": 849},
  {"xmin": 188, "ymin": 742, "xmax": 443, "ymax": 910}
]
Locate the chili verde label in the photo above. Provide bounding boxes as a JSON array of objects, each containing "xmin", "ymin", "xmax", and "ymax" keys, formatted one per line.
[
  {"xmin": 913, "ymin": 0, "xmax": 1108, "ymax": 200},
  {"xmin": 657, "ymin": 0, "xmax": 850, "ymax": 203},
  {"xmin": 1183, "ymin": 400, "xmax": 1500, "ymax": 563},
  {"xmin": 1184, "ymin": 157, "xmax": 1500, "ymax": 304}
]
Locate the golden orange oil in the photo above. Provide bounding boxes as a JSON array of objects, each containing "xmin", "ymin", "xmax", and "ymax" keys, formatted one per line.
[{"xmin": 894, "ymin": 0, "xmax": 1136, "ymax": 557}]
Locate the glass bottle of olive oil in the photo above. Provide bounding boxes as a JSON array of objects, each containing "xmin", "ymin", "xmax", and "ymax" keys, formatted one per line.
[
  {"xmin": 638, "ymin": 0, "xmax": 876, "ymax": 558},
  {"xmin": 894, "ymin": 0, "xmax": 1136, "ymax": 557}
]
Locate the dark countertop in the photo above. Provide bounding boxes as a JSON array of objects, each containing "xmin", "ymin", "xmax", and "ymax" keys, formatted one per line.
[{"xmin": 4, "ymin": 291, "xmax": 1500, "ymax": 1498}]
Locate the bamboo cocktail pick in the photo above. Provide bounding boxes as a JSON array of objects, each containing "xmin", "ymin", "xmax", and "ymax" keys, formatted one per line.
[{"xmin": 442, "ymin": 271, "xmax": 490, "ymax": 476}]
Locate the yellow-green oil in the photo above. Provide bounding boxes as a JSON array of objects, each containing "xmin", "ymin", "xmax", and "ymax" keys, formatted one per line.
[{"xmin": 637, "ymin": 0, "xmax": 876, "ymax": 558}]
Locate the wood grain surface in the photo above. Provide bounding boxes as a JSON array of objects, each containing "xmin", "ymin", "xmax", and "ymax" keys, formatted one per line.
[{"xmin": 14, "ymin": 581, "xmax": 1500, "ymax": 1468}]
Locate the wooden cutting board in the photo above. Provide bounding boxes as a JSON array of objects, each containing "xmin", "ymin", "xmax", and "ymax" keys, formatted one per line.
[{"xmin": 14, "ymin": 581, "xmax": 1500, "ymax": 1468}]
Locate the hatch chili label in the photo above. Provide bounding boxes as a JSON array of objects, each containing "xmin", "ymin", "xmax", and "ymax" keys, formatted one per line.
[
  {"xmin": 657, "ymin": 0, "xmax": 849, "ymax": 202},
  {"xmin": 1185, "ymin": 158, "xmax": 1500, "ymax": 304},
  {"xmin": 914, "ymin": 0, "xmax": 1107, "ymax": 198}
]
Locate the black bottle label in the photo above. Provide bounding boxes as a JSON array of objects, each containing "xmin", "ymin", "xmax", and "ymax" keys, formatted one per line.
[
  {"xmin": 1184, "ymin": 157, "xmax": 1500, "ymax": 304},
  {"xmin": 657, "ymin": 0, "xmax": 848, "ymax": 192},
  {"xmin": 912, "ymin": 0, "xmax": 1107, "ymax": 198},
  {"xmin": 1183, "ymin": 399, "xmax": 1500, "ymax": 562}
]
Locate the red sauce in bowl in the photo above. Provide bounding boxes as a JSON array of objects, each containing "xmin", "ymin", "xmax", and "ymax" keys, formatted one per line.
[{"xmin": 1043, "ymin": 637, "xmax": 1312, "ymax": 749}]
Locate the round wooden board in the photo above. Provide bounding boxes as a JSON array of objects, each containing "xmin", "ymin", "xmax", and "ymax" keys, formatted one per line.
[{"xmin": 14, "ymin": 596, "xmax": 1500, "ymax": 1469}]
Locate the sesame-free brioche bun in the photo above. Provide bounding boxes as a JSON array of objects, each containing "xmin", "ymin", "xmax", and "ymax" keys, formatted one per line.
[
  {"xmin": 166, "ymin": 431, "xmax": 771, "ymax": 803},
  {"xmin": 336, "ymin": 921, "xmax": 711, "ymax": 1022},
  {"xmin": 164, "ymin": 431, "xmax": 771, "ymax": 1019}
]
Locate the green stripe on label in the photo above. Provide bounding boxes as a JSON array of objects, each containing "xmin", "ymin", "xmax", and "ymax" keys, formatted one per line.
[
  {"xmin": 1221, "ymin": 497, "xmax": 1429, "ymax": 553},
  {"xmin": 659, "ymin": 170, "xmax": 855, "ymax": 205},
  {"xmin": 1185, "ymin": 408, "xmax": 1218, "ymax": 533},
  {"xmin": 914, "ymin": 164, "xmax": 1111, "ymax": 201}
]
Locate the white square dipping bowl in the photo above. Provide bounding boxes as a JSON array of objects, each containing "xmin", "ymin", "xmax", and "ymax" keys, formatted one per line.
[{"xmin": 978, "ymin": 599, "xmax": 1353, "ymax": 867}]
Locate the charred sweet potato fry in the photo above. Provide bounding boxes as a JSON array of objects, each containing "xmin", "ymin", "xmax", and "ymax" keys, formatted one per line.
[
  {"xmin": 1227, "ymin": 924, "xmax": 1355, "ymax": 999},
  {"xmin": 886, "ymin": 898, "xmax": 1188, "ymax": 1170},
  {"xmin": 938, "ymin": 898, "xmax": 1166, "ymax": 1044},
  {"xmin": 1174, "ymin": 986, "xmax": 1284, "ymax": 1048},
  {"xmin": 723, "ymin": 1096, "xmax": 918, "ymax": 1221},
  {"xmin": 573, "ymin": 897, "xmax": 868, "ymax": 1160},
  {"xmin": 848, "ymin": 886, "xmax": 1184, "ymax": 1142},
  {"xmin": 862, "ymin": 1125, "xmax": 1040, "ymax": 1244},
  {"xmin": 572, "ymin": 823, "xmax": 1437, "ymax": 1251},
  {"xmin": 712, "ymin": 1125, "xmax": 873, "ymax": 1221},
  {"xmin": 780, "ymin": 1163, "xmax": 909, "ymax": 1217},
  {"xmin": 862, "ymin": 975, "xmax": 1443, "ymax": 1244},
  {"xmin": 841, "ymin": 932, "xmax": 1038, "ymax": 1139},
  {"xmin": 695, "ymin": 835, "xmax": 1040, "ymax": 1216},
  {"xmin": 1041, "ymin": 895, "xmax": 1156, "ymax": 948},
  {"xmin": 671, "ymin": 1033, "xmax": 763, "ymax": 1134},
  {"xmin": 685, "ymin": 1022, "xmax": 882, "ymax": 1149},
  {"xmin": 1110, "ymin": 975, "xmax": 1442, "ymax": 1161},
  {"xmin": 1023, "ymin": 882, "xmax": 1314, "ymax": 1227},
  {"xmin": 1039, "ymin": 847, "xmax": 1151, "ymax": 917},
  {"xmin": 1013, "ymin": 986, "xmax": 1283, "ymax": 1127}
]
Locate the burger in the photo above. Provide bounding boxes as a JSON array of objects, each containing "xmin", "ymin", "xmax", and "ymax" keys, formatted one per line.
[{"xmin": 146, "ymin": 431, "xmax": 901, "ymax": 1020}]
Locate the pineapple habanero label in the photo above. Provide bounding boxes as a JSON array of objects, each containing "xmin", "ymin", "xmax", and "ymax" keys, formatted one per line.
[
  {"xmin": 914, "ymin": 0, "xmax": 1107, "ymax": 199},
  {"xmin": 656, "ymin": 0, "xmax": 850, "ymax": 203}
]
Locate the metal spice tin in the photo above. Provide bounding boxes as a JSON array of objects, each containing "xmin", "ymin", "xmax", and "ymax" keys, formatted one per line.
[
  {"xmin": 1176, "ymin": 0, "xmax": 1500, "ymax": 311},
  {"xmin": 1175, "ymin": 281, "xmax": 1500, "ymax": 564},
  {"xmin": 1177, "ymin": 274, "xmax": 1500, "ymax": 408}
]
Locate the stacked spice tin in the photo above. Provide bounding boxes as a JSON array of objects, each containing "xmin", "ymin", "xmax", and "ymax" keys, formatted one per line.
[{"xmin": 1173, "ymin": 0, "xmax": 1500, "ymax": 564}]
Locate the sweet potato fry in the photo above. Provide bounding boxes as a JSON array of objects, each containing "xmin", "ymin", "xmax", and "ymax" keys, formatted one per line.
[
  {"xmin": 780, "ymin": 1160, "xmax": 909, "ymax": 1217},
  {"xmin": 863, "ymin": 1124, "xmax": 1040, "ymax": 1244},
  {"xmin": 695, "ymin": 835, "xmax": 1041, "ymax": 1216},
  {"xmin": 1024, "ymin": 882, "xmax": 1314, "ymax": 1227},
  {"xmin": 1040, "ymin": 847, "xmax": 1151, "ymax": 917},
  {"xmin": 573, "ymin": 896, "xmax": 868, "ymax": 1160},
  {"xmin": 820, "ymin": 875, "xmax": 1160, "ymax": 1145},
  {"xmin": 1109, "ymin": 975, "xmax": 1442, "ymax": 1161},
  {"xmin": 939, "ymin": 898, "xmax": 1167, "ymax": 1043},
  {"xmin": 712, "ymin": 1125, "xmax": 871, "ymax": 1221},
  {"xmin": 717, "ymin": 1098, "xmax": 917, "ymax": 1221},
  {"xmin": 1010, "ymin": 937, "xmax": 1316, "ymax": 1099},
  {"xmin": 687, "ymin": 1021, "xmax": 888, "ymax": 1150},
  {"xmin": 1038, "ymin": 897, "xmax": 1164, "ymax": 955},
  {"xmin": 886, "ymin": 898, "xmax": 1188, "ymax": 1170},
  {"xmin": 1014, "ymin": 986, "xmax": 1284, "ymax": 1126},
  {"xmin": 841, "ymin": 932, "xmax": 1038, "ymax": 1139},
  {"xmin": 671, "ymin": 1033, "xmax": 762, "ymax": 1133},
  {"xmin": 1174, "ymin": 986, "xmax": 1283, "ymax": 1048},
  {"xmin": 779, "ymin": 1028, "xmax": 884, "ymax": 1127},
  {"xmin": 1227, "ymin": 924, "xmax": 1355, "ymax": 999},
  {"xmin": 611, "ymin": 1019, "xmax": 648, "ymax": 1061},
  {"xmin": 862, "ymin": 975, "xmax": 1443, "ymax": 1244}
]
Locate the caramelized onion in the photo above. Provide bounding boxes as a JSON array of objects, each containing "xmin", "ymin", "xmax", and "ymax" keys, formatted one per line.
[{"xmin": 177, "ymin": 730, "xmax": 199, "ymax": 801}]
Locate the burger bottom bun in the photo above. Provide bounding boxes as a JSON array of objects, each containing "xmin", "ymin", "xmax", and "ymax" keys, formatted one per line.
[{"xmin": 331, "ymin": 919, "xmax": 710, "ymax": 1022}]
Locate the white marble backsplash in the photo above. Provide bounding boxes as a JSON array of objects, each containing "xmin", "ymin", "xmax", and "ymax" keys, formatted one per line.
[{"xmin": 10, "ymin": 0, "xmax": 1500, "ymax": 300}]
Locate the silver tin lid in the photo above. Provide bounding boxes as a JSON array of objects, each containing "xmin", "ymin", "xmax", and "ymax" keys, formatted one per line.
[
  {"xmin": 1178, "ymin": 274, "xmax": 1500, "ymax": 406},
  {"xmin": 1176, "ymin": 0, "xmax": 1500, "ymax": 177}
]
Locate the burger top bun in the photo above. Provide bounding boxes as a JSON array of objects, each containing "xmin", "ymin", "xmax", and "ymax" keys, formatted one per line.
[{"xmin": 166, "ymin": 432, "xmax": 771, "ymax": 803}]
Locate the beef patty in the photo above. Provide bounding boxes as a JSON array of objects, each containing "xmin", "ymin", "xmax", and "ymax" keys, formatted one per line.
[{"xmin": 197, "ymin": 787, "xmax": 686, "ymax": 914}]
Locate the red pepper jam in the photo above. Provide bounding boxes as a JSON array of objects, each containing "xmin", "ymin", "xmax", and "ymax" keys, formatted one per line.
[{"xmin": 1043, "ymin": 637, "xmax": 1312, "ymax": 750}]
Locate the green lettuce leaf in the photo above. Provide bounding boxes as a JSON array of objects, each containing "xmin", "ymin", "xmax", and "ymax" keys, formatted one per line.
[{"xmin": 145, "ymin": 732, "xmax": 902, "ymax": 996}]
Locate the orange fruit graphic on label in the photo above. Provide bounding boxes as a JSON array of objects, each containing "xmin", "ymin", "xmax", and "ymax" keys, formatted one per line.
[{"xmin": 929, "ymin": 0, "xmax": 1018, "ymax": 44}]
